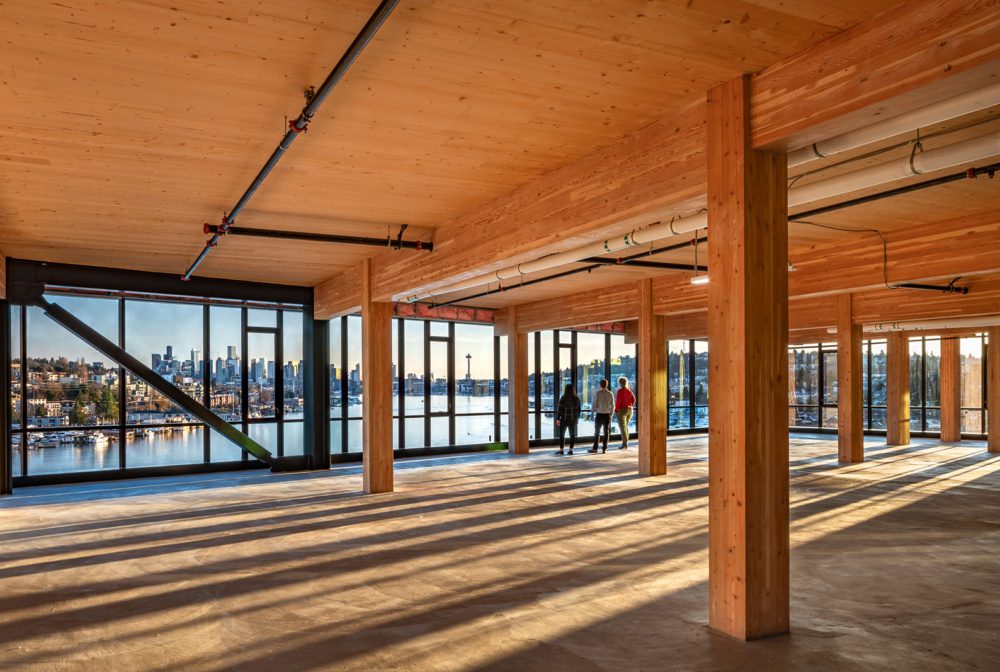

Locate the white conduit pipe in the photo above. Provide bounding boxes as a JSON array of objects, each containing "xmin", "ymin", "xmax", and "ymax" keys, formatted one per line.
[
  {"xmin": 788, "ymin": 130, "xmax": 1000, "ymax": 208},
  {"xmin": 408, "ymin": 128, "xmax": 1000, "ymax": 303},
  {"xmin": 787, "ymin": 82, "xmax": 1000, "ymax": 168},
  {"xmin": 828, "ymin": 315, "xmax": 1000, "ymax": 334}
]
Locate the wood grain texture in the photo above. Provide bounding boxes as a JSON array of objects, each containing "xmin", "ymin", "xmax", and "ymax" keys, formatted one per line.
[
  {"xmin": 314, "ymin": 267, "xmax": 362, "ymax": 320},
  {"xmin": 940, "ymin": 337, "xmax": 962, "ymax": 442},
  {"xmin": 837, "ymin": 294, "xmax": 864, "ymax": 463},
  {"xmin": 706, "ymin": 75, "xmax": 789, "ymax": 641},
  {"xmin": 360, "ymin": 259, "xmax": 393, "ymax": 494},
  {"xmin": 886, "ymin": 332, "xmax": 912, "ymax": 446},
  {"xmin": 989, "ymin": 327, "xmax": 1000, "ymax": 453},
  {"xmin": 513, "ymin": 283, "xmax": 640, "ymax": 333},
  {"xmin": 752, "ymin": 0, "xmax": 1000, "ymax": 150},
  {"xmin": 0, "ymin": 250, "xmax": 6, "ymax": 301},
  {"xmin": 637, "ymin": 279, "xmax": 666, "ymax": 476},
  {"xmin": 507, "ymin": 307, "xmax": 530, "ymax": 456}
]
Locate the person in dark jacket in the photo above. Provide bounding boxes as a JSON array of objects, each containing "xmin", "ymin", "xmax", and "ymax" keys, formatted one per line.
[{"xmin": 555, "ymin": 383, "xmax": 581, "ymax": 455}]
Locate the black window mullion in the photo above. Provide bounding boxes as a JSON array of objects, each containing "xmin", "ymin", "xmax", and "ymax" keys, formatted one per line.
[
  {"xmin": 448, "ymin": 321, "xmax": 456, "ymax": 446},
  {"xmin": 688, "ymin": 339, "xmax": 696, "ymax": 429},
  {"xmin": 19, "ymin": 305, "xmax": 27, "ymax": 477},
  {"xmin": 241, "ymin": 306, "xmax": 249, "ymax": 460},
  {"xmin": 275, "ymin": 310, "xmax": 284, "ymax": 457},
  {"xmin": 533, "ymin": 331, "xmax": 541, "ymax": 440},
  {"xmin": 423, "ymin": 320, "xmax": 431, "ymax": 448},
  {"xmin": 341, "ymin": 317, "xmax": 348, "ymax": 453},
  {"xmin": 203, "ymin": 304, "xmax": 210, "ymax": 463},
  {"xmin": 493, "ymin": 333, "xmax": 501, "ymax": 443},
  {"xmin": 118, "ymin": 298, "xmax": 127, "ymax": 470},
  {"xmin": 397, "ymin": 318, "xmax": 405, "ymax": 450}
]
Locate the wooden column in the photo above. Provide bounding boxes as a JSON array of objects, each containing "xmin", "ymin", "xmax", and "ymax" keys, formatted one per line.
[
  {"xmin": 939, "ymin": 337, "xmax": 962, "ymax": 443},
  {"xmin": 506, "ymin": 308, "xmax": 530, "ymax": 455},
  {"xmin": 886, "ymin": 332, "xmax": 911, "ymax": 446},
  {"xmin": 637, "ymin": 279, "xmax": 666, "ymax": 476},
  {"xmin": 706, "ymin": 75, "xmax": 789, "ymax": 641},
  {"xmin": 837, "ymin": 294, "xmax": 864, "ymax": 463},
  {"xmin": 361, "ymin": 259, "xmax": 394, "ymax": 494},
  {"xmin": 988, "ymin": 327, "xmax": 1000, "ymax": 453}
]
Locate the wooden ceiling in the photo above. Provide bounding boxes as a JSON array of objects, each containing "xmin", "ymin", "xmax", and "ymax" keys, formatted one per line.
[{"xmin": 1, "ymin": 0, "xmax": 904, "ymax": 285}]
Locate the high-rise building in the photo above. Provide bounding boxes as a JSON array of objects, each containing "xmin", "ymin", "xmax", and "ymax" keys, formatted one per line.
[
  {"xmin": 227, "ymin": 345, "xmax": 237, "ymax": 360},
  {"xmin": 267, "ymin": 360, "xmax": 275, "ymax": 381},
  {"xmin": 191, "ymin": 349, "xmax": 201, "ymax": 367},
  {"xmin": 165, "ymin": 345, "xmax": 173, "ymax": 361},
  {"xmin": 152, "ymin": 353, "xmax": 162, "ymax": 370}
]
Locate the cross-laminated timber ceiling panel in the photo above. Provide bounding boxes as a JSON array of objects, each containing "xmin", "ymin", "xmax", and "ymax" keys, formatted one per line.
[{"xmin": 1, "ymin": 0, "xmax": 900, "ymax": 284}]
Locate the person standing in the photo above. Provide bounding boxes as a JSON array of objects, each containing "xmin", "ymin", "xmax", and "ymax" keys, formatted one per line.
[
  {"xmin": 614, "ymin": 376, "xmax": 636, "ymax": 449},
  {"xmin": 588, "ymin": 379, "xmax": 615, "ymax": 454},
  {"xmin": 555, "ymin": 383, "xmax": 581, "ymax": 455}
]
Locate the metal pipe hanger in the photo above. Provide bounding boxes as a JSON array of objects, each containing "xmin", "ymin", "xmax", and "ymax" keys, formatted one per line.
[{"xmin": 181, "ymin": 0, "xmax": 402, "ymax": 281}]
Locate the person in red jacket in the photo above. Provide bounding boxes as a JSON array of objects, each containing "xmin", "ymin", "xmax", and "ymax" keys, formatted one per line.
[{"xmin": 614, "ymin": 376, "xmax": 636, "ymax": 449}]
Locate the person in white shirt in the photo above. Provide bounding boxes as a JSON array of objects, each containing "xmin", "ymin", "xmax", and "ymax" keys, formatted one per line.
[{"xmin": 588, "ymin": 379, "xmax": 615, "ymax": 454}]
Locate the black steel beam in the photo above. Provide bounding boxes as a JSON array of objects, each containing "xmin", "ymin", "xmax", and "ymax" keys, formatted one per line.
[
  {"xmin": 580, "ymin": 257, "xmax": 706, "ymax": 271},
  {"xmin": 896, "ymin": 282, "xmax": 970, "ymax": 294},
  {"xmin": 203, "ymin": 224, "xmax": 432, "ymax": 251},
  {"xmin": 35, "ymin": 297, "xmax": 277, "ymax": 467},
  {"xmin": 182, "ymin": 0, "xmax": 402, "ymax": 280},
  {"xmin": 6, "ymin": 258, "xmax": 310, "ymax": 306}
]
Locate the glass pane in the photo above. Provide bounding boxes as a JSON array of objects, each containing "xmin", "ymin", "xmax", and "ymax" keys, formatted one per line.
[
  {"xmin": 347, "ymin": 418, "xmax": 362, "ymax": 453},
  {"xmin": 211, "ymin": 426, "xmax": 244, "ymax": 463},
  {"xmin": 960, "ymin": 337, "xmax": 983, "ymax": 408},
  {"xmin": 28, "ymin": 429, "xmax": 121, "ymax": 474},
  {"xmin": 559, "ymin": 345, "xmax": 573, "ymax": 393},
  {"xmin": 403, "ymin": 320, "xmax": 425, "ymax": 416},
  {"xmin": 693, "ymin": 340, "xmax": 708, "ymax": 405},
  {"xmin": 125, "ymin": 299, "xmax": 202, "ymax": 422},
  {"xmin": 694, "ymin": 406, "xmax": 709, "ymax": 429},
  {"xmin": 282, "ymin": 311, "xmax": 304, "ymax": 420},
  {"xmin": 455, "ymin": 323, "xmax": 494, "ymax": 414},
  {"xmin": 924, "ymin": 338, "xmax": 941, "ymax": 407},
  {"xmin": 29, "ymin": 299, "xmax": 120, "ymax": 428},
  {"xmin": 871, "ymin": 407, "xmax": 887, "ymax": 430},
  {"xmin": 576, "ymin": 332, "xmax": 605, "ymax": 440},
  {"xmin": 129, "ymin": 426, "xmax": 203, "ymax": 468},
  {"xmin": 10, "ymin": 306, "xmax": 22, "ymax": 477},
  {"xmin": 791, "ymin": 407, "xmax": 819, "ymax": 428},
  {"xmin": 430, "ymin": 321, "xmax": 448, "ymax": 337},
  {"xmin": 405, "ymin": 417, "xmax": 425, "ymax": 449},
  {"xmin": 822, "ymin": 407, "xmax": 838, "ymax": 429},
  {"xmin": 823, "ymin": 351, "xmax": 838, "ymax": 405},
  {"xmin": 346, "ymin": 316, "xmax": 363, "ymax": 418},
  {"xmin": 430, "ymin": 416, "xmax": 450, "ymax": 447},
  {"xmin": 456, "ymin": 414, "xmax": 493, "ymax": 445},
  {"xmin": 862, "ymin": 341, "xmax": 870, "ymax": 406},
  {"xmin": 910, "ymin": 408, "xmax": 923, "ymax": 431},
  {"xmin": 392, "ymin": 319, "xmax": 400, "ymax": 420},
  {"xmin": 527, "ymin": 333, "xmax": 536, "ymax": 416},
  {"xmin": 248, "ymin": 332, "xmax": 276, "ymax": 419},
  {"xmin": 247, "ymin": 308, "xmax": 276, "ymax": 328},
  {"xmin": 788, "ymin": 346, "xmax": 819, "ymax": 406},
  {"xmin": 210, "ymin": 305, "xmax": 242, "ymax": 423},
  {"xmin": 610, "ymin": 335, "xmax": 636, "ymax": 400},
  {"xmin": 330, "ymin": 419, "xmax": 344, "ymax": 454},
  {"xmin": 961, "ymin": 409, "xmax": 983, "ymax": 434},
  {"xmin": 248, "ymin": 422, "xmax": 279, "ymax": 453},
  {"xmin": 330, "ymin": 317, "xmax": 343, "ymax": 421},
  {"xmin": 924, "ymin": 408, "xmax": 941, "ymax": 432},
  {"xmin": 498, "ymin": 335, "xmax": 508, "ymax": 414},
  {"xmin": 540, "ymin": 332, "xmax": 555, "ymax": 411},
  {"xmin": 871, "ymin": 341, "xmax": 888, "ymax": 406},
  {"xmin": 909, "ymin": 338, "xmax": 923, "ymax": 407},
  {"xmin": 499, "ymin": 412, "xmax": 509, "ymax": 443},
  {"xmin": 429, "ymin": 340, "xmax": 449, "ymax": 413}
]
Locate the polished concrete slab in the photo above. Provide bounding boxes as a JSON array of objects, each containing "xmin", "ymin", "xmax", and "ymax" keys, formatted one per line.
[{"xmin": 1, "ymin": 435, "xmax": 998, "ymax": 671}]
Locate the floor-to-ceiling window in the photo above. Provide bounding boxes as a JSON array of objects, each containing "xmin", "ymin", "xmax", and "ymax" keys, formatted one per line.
[
  {"xmin": 666, "ymin": 339, "xmax": 708, "ymax": 431},
  {"xmin": 960, "ymin": 334, "xmax": 987, "ymax": 435},
  {"xmin": 910, "ymin": 336, "xmax": 941, "ymax": 432},
  {"xmin": 9, "ymin": 292, "xmax": 305, "ymax": 479}
]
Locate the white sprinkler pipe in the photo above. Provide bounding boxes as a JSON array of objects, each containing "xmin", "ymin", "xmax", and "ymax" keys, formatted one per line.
[
  {"xmin": 788, "ymin": 129, "xmax": 1000, "ymax": 208},
  {"xmin": 409, "ymin": 128, "xmax": 1000, "ymax": 302},
  {"xmin": 828, "ymin": 315, "xmax": 1000, "ymax": 334},
  {"xmin": 787, "ymin": 81, "xmax": 1000, "ymax": 168}
]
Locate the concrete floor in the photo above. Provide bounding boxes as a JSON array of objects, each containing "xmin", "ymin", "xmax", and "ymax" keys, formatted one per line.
[{"xmin": 1, "ymin": 435, "xmax": 999, "ymax": 671}]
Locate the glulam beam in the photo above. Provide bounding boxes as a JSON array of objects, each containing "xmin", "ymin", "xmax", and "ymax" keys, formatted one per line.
[{"xmin": 706, "ymin": 75, "xmax": 789, "ymax": 641}]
